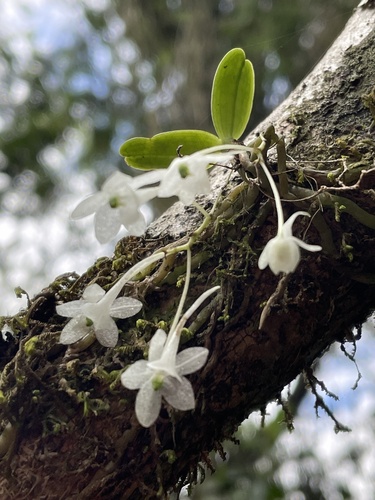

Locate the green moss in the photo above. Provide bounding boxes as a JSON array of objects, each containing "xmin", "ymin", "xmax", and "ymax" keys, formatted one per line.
[
  {"xmin": 23, "ymin": 336, "xmax": 39, "ymax": 357},
  {"xmin": 77, "ymin": 391, "xmax": 110, "ymax": 417},
  {"xmin": 0, "ymin": 391, "xmax": 6, "ymax": 405},
  {"xmin": 341, "ymin": 235, "xmax": 354, "ymax": 262},
  {"xmin": 31, "ymin": 390, "xmax": 41, "ymax": 404},
  {"xmin": 218, "ymin": 313, "xmax": 230, "ymax": 322},
  {"xmin": 161, "ymin": 449, "xmax": 177, "ymax": 465},
  {"xmin": 334, "ymin": 202, "xmax": 346, "ymax": 223},
  {"xmin": 180, "ymin": 327, "xmax": 194, "ymax": 343},
  {"xmin": 86, "ymin": 256, "xmax": 112, "ymax": 278},
  {"xmin": 156, "ymin": 320, "xmax": 168, "ymax": 331},
  {"xmin": 42, "ymin": 416, "xmax": 65, "ymax": 436},
  {"xmin": 91, "ymin": 366, "xmax": 122, "ymax": 391},
  {"xmin": 134, "ymin": 318, "xmax": 161, "ymax": 342},
  {"xmin": 136, "ymin": 319, "xmax": 149, "ymax": 330},
  {"xmin": 112, "ymin": 255, "xmax": 133, "ymax": 272}
]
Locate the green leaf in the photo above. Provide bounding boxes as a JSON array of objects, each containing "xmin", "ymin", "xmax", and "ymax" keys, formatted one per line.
[
  {"xmin": 119, "ymin": 130, "xmax": 222, "ymax": 170},
  {"xmin": 211, "ymin": 48, "xmax": 255, "ymax": 142}
]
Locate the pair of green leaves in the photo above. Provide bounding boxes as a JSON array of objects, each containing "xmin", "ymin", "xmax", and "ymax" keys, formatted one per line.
[
  {"xmin": 211, "ymin": 47, "xmax": 255, "ymax": 143},
  {"xmin": 120, "ymin": 48, "xmax": 255, "ymax": 170}
]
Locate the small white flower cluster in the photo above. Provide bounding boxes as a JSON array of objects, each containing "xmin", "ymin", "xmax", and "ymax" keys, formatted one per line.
[
  {"xmin": 56, "ymin": 140, "xmax": 322, "ymax": 427},
  {"xmin": 72, "ymin": 171, "xmax": 163, "ymax": 243},
  {"xmin": 255, "ymin": 155, "xmax": 322, "ymax": 275}
]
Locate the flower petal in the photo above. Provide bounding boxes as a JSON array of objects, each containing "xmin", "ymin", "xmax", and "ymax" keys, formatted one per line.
[
  {"xmin": 110, "ymin": 297, "xmax": 143, "ymax": 318},
  {"xmin": 158, "ymin": 156, "xmax": 211, "ymax": 205},
  {"xmin": 156, "ymin": 158, "xmax": 182, "ymax": 198},
  {"xmin": 93, "ymin": 316, "xmax": 119, "ymax": 347},
  {"xmin": 292, "ymin": 237, "xmax": 322, "ymax": 252},
  {"xmin": 272, "ymin": 238, "xmax": 300, "ymax": 275},
  {"xmin": 102, "ymin": 172, "xmax": 133, "ymax": 194},
  {"xmin": 94, "ymin": 204, "xmax": 122, "ymax": 243},
  {"xmin": 119, "ymin": 207, "xmax": 147, "ymax": 236},
  {"xmin": 56, "ymin": 300, "xmax": 84, "ymax": 318},
  {"xmin": 135, "ymin": 381, "xmax": 162, "ymax": 427},
  {"xmin": 59, "ymin": 316, "xmax": 89, "ymax": 344},
  {"xmin": 95, "ymin": 328, "xmax": 118, "ymax": 347},
  {"xmin": 163, "ymin": 376, "xmax": 195, "ymax": 411},
  {"xmin": 259, "ymin": 237, "xmax": 301, "ymax": 275},
  {"xmin": 148, "ymin": 329, "xmax": 167, "ymax": 362},
  {"xmin": 176, "ymin": 347, "xmax": 209, "ymax": 375},
  {"xmin": 82, "ymin": 283, "xmax": 106, "ymax": 302},
  {"xmin": 71, "ymin": 192, "xmax": 107, "ymax": 219},
  {"xmin": 134, "ymin": 186, "xmax": 160, "ymax": 205},
  {"xmin": 121, "ymin": 360, "xmax": 150, "ymax": 389},
  {"xmin": 178, "ymin": 177, "xmax": 211, "ymax": 205},
  {"xmin": 81, "ymin": 301, "xmax": 109, "ymax": 324},
  {"xmin": 197, "ymin": 153, "xmax": 233, "ymax": 165},
  {"xmin": 258, "ymin": 240, "xmax": 271, "ymax": 270}
]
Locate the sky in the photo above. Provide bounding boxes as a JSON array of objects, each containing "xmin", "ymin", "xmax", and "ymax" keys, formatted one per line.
[{"xmin": 0, "ymin": 0, "xmax": 123, "ymax": 315}]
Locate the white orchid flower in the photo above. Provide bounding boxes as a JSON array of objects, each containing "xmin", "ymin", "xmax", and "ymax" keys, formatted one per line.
[
  {"xmin": 256, "ymin": 156, "xmax": 322, "ymax": 274},
  {"xmin": 57, "ymin": 252, "xmax": 164, "ymax": 347},
  {"xmin": 258, "ymin": 210, "xmax": 322, "ymax": 275},
  {"xmin": 56, "ymin": 283, "xmax": 142, "ymax": 347},
  {"xmin": 121, "ymin": 248, "xmax": 219, "ymax": 427},
  {"xmin": 121, "ymin": 326, "xmax": 210, "ymax": 427},
  {"xmin": 71, "ymin": 170, "xmax": 163, "ymax": 243},
  {"xmin": 157, "ymin": 146, "xmax": 234, "ymax": 205}
]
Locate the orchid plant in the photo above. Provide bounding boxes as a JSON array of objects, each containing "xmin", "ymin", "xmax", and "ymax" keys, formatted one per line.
[
  {"xmin": 58, "ymin": 47, "xmax": 323, "ymax": 428},
  {"xmin": 70, "ymin": 52, "xmax": 321, "ymax": 275}
]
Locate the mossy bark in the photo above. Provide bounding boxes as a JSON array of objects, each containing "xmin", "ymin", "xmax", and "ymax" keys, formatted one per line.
[{"xmin": 1, "ymin": 3, "xmax": 375, "ymax": 499}]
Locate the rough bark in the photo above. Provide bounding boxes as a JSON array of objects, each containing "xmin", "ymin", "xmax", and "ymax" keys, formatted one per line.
[{"xmin": 1, "ymin": 2, "xmax": 375, "ymax": 498}]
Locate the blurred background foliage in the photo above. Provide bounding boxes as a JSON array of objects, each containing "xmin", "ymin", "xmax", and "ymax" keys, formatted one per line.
[
  {"xmin": 0, "ymin": 0, "xmax": 358, "ymax": 213},
  {"xmin": 2, "ymin": 1, "xmax": 375, "ymax": 499}
]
